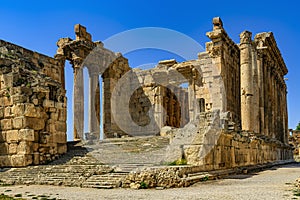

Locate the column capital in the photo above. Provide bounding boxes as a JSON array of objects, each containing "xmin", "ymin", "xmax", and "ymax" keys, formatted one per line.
[{"xmin": 240, "ymin": 31, "xmax": 252, "ymax": 44}]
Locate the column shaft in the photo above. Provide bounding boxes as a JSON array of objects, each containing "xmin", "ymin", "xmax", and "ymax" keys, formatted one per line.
[{"xmin": 73, "ymin": 67, "xmax": 84, "ymax": 140}]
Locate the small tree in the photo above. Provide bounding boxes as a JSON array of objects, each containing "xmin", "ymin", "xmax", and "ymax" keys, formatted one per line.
[{"xmin": 296, "ymin": 122, "xmax": 300, "ymax": 131}]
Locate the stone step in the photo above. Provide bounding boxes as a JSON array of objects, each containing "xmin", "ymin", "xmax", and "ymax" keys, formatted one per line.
[
  {"xmin": 81, "ymin": 172, "xmax": 127, "ymax": 189},
  {"xmin": 0, "ymin": 136, "xmax": 170, "ymax": 188}
]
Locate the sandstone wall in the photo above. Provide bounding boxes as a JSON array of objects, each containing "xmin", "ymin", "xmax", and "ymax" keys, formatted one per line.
[{"xmin": 0, "ymin": 40, "xmax": 66, "ymax": 167}]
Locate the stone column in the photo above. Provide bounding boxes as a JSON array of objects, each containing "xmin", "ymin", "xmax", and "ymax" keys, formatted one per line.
[
  {"xmin": 154, "ymin": 85, "xmax": 164, "ymax": 128},
  {"xmin": 239, "ymin": 31, "xmax": 253, "ymax": 131},
  {"xmin": 73, "ymin": 61, "xmax": 84, "ymax": 141},
  {"xmin": 257, "ymin": 51, "xmax": 264, "ymax": 134},
  {"xmin": 251, "ymin": 45, "xmax": 259, "ymax": 133},
  {"xmin": 88, "ymin": 70, "xmax": 100, "ymax": 140}
]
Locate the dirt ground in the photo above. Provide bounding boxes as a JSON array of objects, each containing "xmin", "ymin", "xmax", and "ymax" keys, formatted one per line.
[{"xmin": 1, "ymin": 163, "xmax": 300, "ymax": 200}]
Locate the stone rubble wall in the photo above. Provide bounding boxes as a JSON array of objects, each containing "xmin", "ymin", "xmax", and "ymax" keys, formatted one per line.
[
  {"xmin": 289, "ymin": 130, "xmax": 300, "ymax": 160},
  {"xmin": 0, "ymin": 40, "xmax": 67, "ymax": 167},
  {"xmin": 123, "ymin": 129, "xmax": 292, "ymax": 189}
]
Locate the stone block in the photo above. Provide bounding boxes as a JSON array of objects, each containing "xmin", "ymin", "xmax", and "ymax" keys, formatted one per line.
[
  {"xmin": 32, "ymin": 142, "xmax": 39, "ymax": 152},
  {"xmin": 58, "ymin": 109, "xmax": 66, "ymax": 121},
  {"xmin": 11, "ymin": 95, "xmax": 27, "ymax": 104},
  {"xmin": 55, "ymin": 121, "xmax": 66, "ymax": 132},
  {"xmin": 2, "ymin": 96, "xmax": 12, "ymax": 106},
  {"xmin": 17, "ymin": 141, "xmax": 33, "ymax": 154},
  {"xmin": 0, "ymin": 143, "xmax": 8, "ymax": 155},
  {"xmin": 0, "ymin": 131, "xmax": 6, "ymax": 142},
  {"xmin": 50, "ymin": 112, "xmax": 59, "ymax": 120},
  {"xmin": 18, "ymin": 129, "xmax": 35, "ymax": 141},
  {"xmin": 0, "ymin": 119, "xmax": 12, "ymax": 130},
  {"xmin": 0, "ymin": 107, "xmax": 4, "ymax": 119},
  {"xmin": 52, "ymin": 132, "xmax": 67, "ymax": 143},
  {"xmin": 11, "ymin": 104, "xmax": 25, "ymax": 117},
  {"xmin": 8, "ymin": 143, "xmax": 17, "ymax": 154},
  {"xmin": 5, "ymin": 108, "xmax": 14, "ymax": 121},
  {"xmin": 23, "ymin": 117, "xmax": 45, "ymax": 130},
  {"xmin": 12, "ymin": 117, "xmax": 25, "ymax": 129},
  {"xmin": 43, "ymin": 99, "xmax": 55, "ymax": 108},
  {"xmin": 56, "ymin": 102, "xmax": 65, "ymax": 109},
  {"xmin": 33, "ymin": 152, "xmax": 40, "ymax": 165},
  {"xmin": 6, "ymin": 130, "xmax": 19, "ymax": 142},
  {"xmin": 24, "ymin": 104, "xmax": 41, "ymax": 118},
  {"xmin": 10, "ymin": 154, "xmax": 32, "ymax": 167},
  {"xmin": 57, "ymin": 143, "xmax": 67, "ymax": 154},
  {"xmin": 0, "ymin": 155, "xmax": 11, "ymax": 166}
]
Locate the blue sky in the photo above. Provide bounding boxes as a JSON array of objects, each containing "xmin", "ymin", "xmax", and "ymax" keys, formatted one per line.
[{"xmin": 0, "ymin": 0, "xmax": 299, "ymax": 140}]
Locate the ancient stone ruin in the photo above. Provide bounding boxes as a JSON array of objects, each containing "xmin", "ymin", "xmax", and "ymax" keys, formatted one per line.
[
  {"xmin": 289, "ymin": 130, "xmax": 300, "ymax": 160},
  {"xmin": 0, "ymin": 16, "xmax": 293, "ymax": 179},
  {"xmin": 0, "ymin": 40, "xmax": 66, "ymax": 166}
]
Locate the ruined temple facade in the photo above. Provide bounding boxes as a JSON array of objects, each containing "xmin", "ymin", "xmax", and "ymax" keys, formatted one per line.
[{"xmin": 0, "ymin": 17, "xmax": 292, "ymax": 167}]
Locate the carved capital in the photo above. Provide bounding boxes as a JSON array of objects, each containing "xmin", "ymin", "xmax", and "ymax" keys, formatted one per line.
[
  {"xmin": 240, "ymin": 31, "xmax": 252, "ymax": 44},
  {"xmin": 208, "ymin": 46, "xmax": 222, "ymax": 58}
]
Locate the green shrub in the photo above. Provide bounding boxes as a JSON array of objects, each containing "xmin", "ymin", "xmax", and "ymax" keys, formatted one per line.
[
  {"xmin": 166, "ymin": 159, "xmax": 187, "ymax": 166},
  {"xmin": 140, "ymin": 181, "xmax": 148, "ymax": 189}
]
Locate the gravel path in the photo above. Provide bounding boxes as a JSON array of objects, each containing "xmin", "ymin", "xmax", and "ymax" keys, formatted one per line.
[{"xmin": 1, "ymin": 163, "xmax": 299, "ymax": 200}]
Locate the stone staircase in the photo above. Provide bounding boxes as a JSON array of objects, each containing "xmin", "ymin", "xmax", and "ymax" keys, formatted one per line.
[
  {"xmin": 82, "ymin": 172, "xmax": 128, "ymax": 189},
  {"xmin": 87, "ymin": 136, "xmax": 170, "ymax": 167},
  {"xmin": 0, "ymin": 136, "xmax": 170, "ymax": 189}
]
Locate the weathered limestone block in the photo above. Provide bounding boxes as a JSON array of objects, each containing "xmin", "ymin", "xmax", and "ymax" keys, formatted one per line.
[
  {"xmin": 1, "ymin": 74, "xmax": 13, "ymax": 89},
  {"xmin": 4, "ymin": 107, "xmax": 13, "ymax": 118},
  {"xmin": 58, "ymin": 109, "xmax": 66, "ymax": 121},
  {"xmin": 24, "ymin": 104, "xmax": 41, "ymax": 118},
  {"xmin": 17, "ymin": 141, "xmax": 33, "ymax": 154},
  {"xmin": 11, "ymin": 95, "xmax": 27, "ymax": 104},
  {"xmin": 18, "ymin": 129, "xmax": 35, "ymax": 141},
  {"xmin": 6, "ymin": 130, "xmax": 18, "ymax": 143},
  {"xmin": 0, "ymin": 131, "xmax": 6, "ymax": 142},
  {"xmin": 0, "ymin": 118, "xmax": 12, "ymax": 130},
  {"xmin": 183, "ymin": 144, "xmax": 202, "ymax": 164},
  {"xmin": 55, "ymin": 121, "xmax": 66, "ymax": 132},
  {"xmin": 10, "ymin": 154, "xmax": 32, "ymax": 167},
  {"xmin": 0, "ymin": 143, "xmax": 8, "ymax": 155},
  {"xmin": 32, "ymin": 142, "xmax": 39, "ymax": 152},
  {"xmin": 0, "ymin": 97, "xmax": 12, "ymax": 108},
  {"xmin": 11, "ymin": 104, "xmax": 25, "ymax": 116},
  {"xmin": 8, "ymin": 143, "xmax": 17, "ymax": 154},
  {"xmin": 33, "ymin": 152, "xmax": 40, "ymax": 165},
  {"xmin": 12, "ymin": 116, "xmax": 24, "ymax": 129},
  {"xmin": 57, "ymin": 143, "xmax": 67, "ymax": 154},
  {"xmin": 23, "ymin": 117, "xmax": 45, "ymax": 130},
  {"xmin": 50, "ymin": 112, "xmax": 59, "ymax": 120},
  {"xmin": 0, "ymin": 155, "xmax": 10, "ymax": 166},
  {"xmin": 52, "ymin": 132, "xmax": 67, "ymax": 143},
  {"xmin": 0, "ymin": 107, "xmax": 4, "ymax": 119},
  {"xmin": 43, "ymin": 99, "xmax": 55, "ymax": 108}
]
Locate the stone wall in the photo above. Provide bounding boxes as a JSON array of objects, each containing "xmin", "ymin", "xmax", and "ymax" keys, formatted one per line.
[
  {"xmin": 206, "ymin": 17, "xmax": 241, "ymax": 127},
  {"xmin": 0, "ymin": 40, "xmax": 66, "ymax": 167},
  {"xmin": 289, "ymin": 130, "xmax": 300, "ymax": 159},
  {"xmin": 123, "ymin": 129, "xmax": 292, "ymax": 188}
]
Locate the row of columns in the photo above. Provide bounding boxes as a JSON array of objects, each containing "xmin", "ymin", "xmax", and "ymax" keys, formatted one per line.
[
  {"xmin": 239, "ymin": 31, "xmax": 288, "ymax": 143},
  {"xmin": 73, "ymin": 63, "xmax": 101, "ymax": 141}
]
